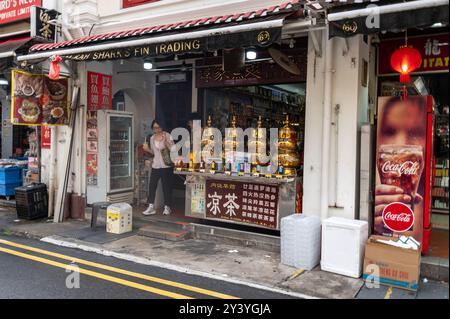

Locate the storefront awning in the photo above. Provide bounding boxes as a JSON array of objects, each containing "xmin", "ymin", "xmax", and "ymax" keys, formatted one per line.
[
  {"xmin": 17, "ymin": 1, "xmax": 306, "ymax": 63},
  {"xmin": 328, "ymin": 0, "xmax": 449, "ymax": 38},
  {"xmin": 0, "ymin": 37, "xmax": 32, "ymax": 72}
]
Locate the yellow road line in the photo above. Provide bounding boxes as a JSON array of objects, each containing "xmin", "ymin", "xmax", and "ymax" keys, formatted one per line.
[
  {"xmin": 0, "ymin": 239, "xmax": 239, "ymax": 299},
  {"xmin": 288, "ymin": 268, "xmax": 305, "ymax": 281},
  {"xmin": 384, "ymin": 286, "xmax": 393, "ymax": 299},
  {"xmin": 0, "ymin": 246, "xmax": 192, "ymax": 299}
]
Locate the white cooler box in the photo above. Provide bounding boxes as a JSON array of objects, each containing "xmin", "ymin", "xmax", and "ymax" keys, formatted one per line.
[
  {"xmin": 106, "ymin": 203, "xmax": 133, "ymax": 234},
  {"xmin": 321, "ymin": 217, "xmax": 368, "ymax": 278},
  {"xmin": 281, "ymin": 214, "xmax": 321, "ymax": 270}
]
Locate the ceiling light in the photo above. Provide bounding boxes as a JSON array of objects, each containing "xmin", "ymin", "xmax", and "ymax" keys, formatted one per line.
[
  {"xmin": 0, "ymin": 75, "xmax": 8, "ymax": 86},
  {"xmin": 431, "ymin": 22, "xmax": 444, "ymax": 28},
  {"xmin": 143, "ymin": 60, "xmax": 153, "ymax": 70},
  {"xmin": 246, "ymin": 49, "xmax": 257, "ymax": 60}
]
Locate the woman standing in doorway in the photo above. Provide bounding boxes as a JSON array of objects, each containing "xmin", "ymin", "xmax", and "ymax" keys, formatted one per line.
[{"xmin": 142, "ymin": 120, "xmax": 174, "ymax": 216}]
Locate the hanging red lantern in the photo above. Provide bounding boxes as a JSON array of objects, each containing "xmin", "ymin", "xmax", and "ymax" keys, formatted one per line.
[{"xmin": 390, "ymin": 46, "xmax": 422, "ymax": 84}]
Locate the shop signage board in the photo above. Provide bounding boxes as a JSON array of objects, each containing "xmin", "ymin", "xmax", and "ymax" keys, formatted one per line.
[
  {"xmin": 378, "ymin": 34, "xmax": 449, "ymax": 75},
  {"xmin": 191, "ymin": 182, "xmax": 206, "ymax": 215},
  {"xmin": 0, "ymin": 0, "xmax": 42, "ymax": 25},
  {"xmin": 59, "ymin": 28, "xmax": 282, "ymax": 61},
  {"xmin": 30, "ymin": 6, "xmax": 60, "ymax": 42},
  {"xmin": 11, "ymin": 69, "xmax": 70, "ymax": 126},
  {"xmin": 196, "ymin": 52, "xmax": 306, "ymax": 88},
  {"xmin": 374, "ymin": 96, "xmax": 433, "ymax": 243},
  {"xmin": 41, "ymin": 126, "xmax": 51, "ymax": 149},
  {"xmin": 86, "ymin": 111, "xmax": 98, "ymax": 186},
  {"xmin": 205, "ymin": 179, "xmax": 279, "ymax": 229},
  {"xmin": 87, "ymin": 72, "xmax": 112, "ymax": 110}
]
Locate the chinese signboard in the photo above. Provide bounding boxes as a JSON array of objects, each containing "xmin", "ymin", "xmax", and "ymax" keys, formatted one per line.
[
  {"xmin": 11, "ymin": 69, "xmax": 70, "ymax": 126},
  {"xmin": 87, "ymin": 72, "xmax": 112, "ymax": 110},
  {"xmin": 374, "ymin": 96, "xmax": 432, "ymax": 243},
  {"xmin": 205, "ymin": 179, "xmax": 279, "ymax": 229},
  {"xmin": 0, "ymin": 0, "xmax": 42, "ymax": 25},
  {"xmin": 191, "ymin": 182, "xmax": 206, "ymax": 215},
  {"xmin": 196, "ymin": 51, "xmax": 307, "ymax": 88},
  {"xmin": 378, "ymin": 34, "xmax": 449, "ymax": 75},
  {"xmin": 31, "ymin": 6, "xmax": 60, "ymax": 42},
  {"xmin": 41, "ymin": 126, "xmax": 51, "ymax": 149},
  {"xmin": 86, "ymin": 111, "xmax": 98, "ymax": 185}
]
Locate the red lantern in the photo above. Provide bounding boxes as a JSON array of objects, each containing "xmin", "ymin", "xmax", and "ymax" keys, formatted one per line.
[{"xmin": 390, "ymin": 46, "xmax": 422, "ymax": 84}]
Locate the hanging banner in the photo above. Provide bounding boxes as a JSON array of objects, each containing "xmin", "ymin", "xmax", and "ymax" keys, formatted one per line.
[
  {"xmin": 0, "ymin": 0, "xmax": 42, "ymax": 25},
  {"xmin": 41, "ymin": 126, "xmax": 51, "ymax": 149},
  {"xmin": 11, "ymin": 69, "xmax": 70, "ymax": 126},
  {"xmin": 378, "ymin": 34, "xmax": 449, "ymax": 75},
  {"xmin": 205, "ymin": 179, "xmax": 279, "ymax": 229},
  {"xmin": 374, "ymin": 96, "xmax": 432, "ymax": 243},
  {"xmin": 87, "ymin": 72, "xmax": 112, "ymax": 110}
]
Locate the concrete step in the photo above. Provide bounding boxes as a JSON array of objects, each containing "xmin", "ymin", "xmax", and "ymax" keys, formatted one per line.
[
  {"xmin": 191, "ymin": 223, "xmax": 280, "ymax": 253},
  {"xmin": 138, "ymin": 223, "xmax": 192, "ymax": 241},
  {"xmin": 421, "ymin": 256, "xmax": 449, "ymax": 282}
]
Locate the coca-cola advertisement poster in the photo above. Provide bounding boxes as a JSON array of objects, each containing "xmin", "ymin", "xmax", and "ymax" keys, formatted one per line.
[{"xmin": 375, "ymin": 96, "xmax": 429, "ymax": 243}]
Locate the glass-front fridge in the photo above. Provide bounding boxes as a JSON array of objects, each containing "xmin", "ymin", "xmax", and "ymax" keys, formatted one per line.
[
  {"xmin": 87, "ymin": 110, "xmax": 134, "ymax": 204},
  {"xmin": 108, "ymin": 114, "xmax": 133, "ymax": 193}
]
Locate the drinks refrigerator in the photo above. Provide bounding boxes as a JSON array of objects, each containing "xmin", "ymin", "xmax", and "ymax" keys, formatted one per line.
[
  {"xmin": 87, "ymin": 110, "xmax": 134, "ymax": 205},
  {"xmin": 374, "ymin": 96, "xmax": 434, "ymax": 254}
]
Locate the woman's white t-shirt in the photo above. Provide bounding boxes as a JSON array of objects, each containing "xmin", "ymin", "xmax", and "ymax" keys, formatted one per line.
[{"xmin": 150, "ymin": 132, "xmax": 173, "ymax": 169}]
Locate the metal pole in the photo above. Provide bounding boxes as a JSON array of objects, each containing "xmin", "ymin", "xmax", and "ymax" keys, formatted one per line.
[{"xmin": 57, "ymin": 86, "xmax": 80, "ymax": 222}]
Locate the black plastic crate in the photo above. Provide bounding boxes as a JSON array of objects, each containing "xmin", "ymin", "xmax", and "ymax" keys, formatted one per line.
[{"xmin": 15, "ymin": 183, "xmax": 48, "ymax": 220}]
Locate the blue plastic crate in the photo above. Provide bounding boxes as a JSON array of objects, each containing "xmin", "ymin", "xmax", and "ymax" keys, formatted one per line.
[
  {"xmin": 0, "ymin": 167, "xmax": 23, "ymax": 184},
  {"xmin": 0, "ymin": 181, "xmax": 23, "ymax": 197}
]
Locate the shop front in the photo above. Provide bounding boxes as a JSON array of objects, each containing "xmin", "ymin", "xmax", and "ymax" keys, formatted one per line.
[{"xmin": 16, "ymin": 1, "xmax": 312, "ymax": 229}]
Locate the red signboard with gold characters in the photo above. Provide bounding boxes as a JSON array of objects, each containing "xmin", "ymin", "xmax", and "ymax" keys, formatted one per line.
[
  {"xmin": 11, "ymin": 69, "xmax": 70, "ymax": 126},
  {"xmin": 205, "ymin": 179, "xmax": 279, "ymax": 229}
]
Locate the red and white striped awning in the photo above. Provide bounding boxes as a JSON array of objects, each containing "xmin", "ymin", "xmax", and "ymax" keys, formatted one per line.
[{"xmin": 24, "ymin": 0, "xmax": 304, "ymax": 58}]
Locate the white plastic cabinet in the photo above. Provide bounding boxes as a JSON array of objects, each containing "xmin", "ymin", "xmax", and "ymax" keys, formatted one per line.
[{"xmin": 321, "ymin": 217, "xmax": 368, "ymax": 278}]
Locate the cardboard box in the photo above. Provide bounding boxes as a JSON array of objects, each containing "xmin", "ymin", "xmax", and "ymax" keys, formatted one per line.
[{"xmin": 363, "ymin": 235, "xmax": 421, "ymax": 291}]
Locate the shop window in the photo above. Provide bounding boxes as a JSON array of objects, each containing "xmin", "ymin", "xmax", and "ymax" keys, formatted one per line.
[{"xmin": 122, "ymin": 0, "xmax": 161, "ymax": 9}]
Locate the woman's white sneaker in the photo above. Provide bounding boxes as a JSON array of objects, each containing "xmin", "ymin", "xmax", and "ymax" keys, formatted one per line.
[
  {"xmin": 163, "ymin": 206, "xmax": 172, "ymax": 215},
  {"xmin": 142, "ymin": 204, "xmax": 156, "ymax": 216}
]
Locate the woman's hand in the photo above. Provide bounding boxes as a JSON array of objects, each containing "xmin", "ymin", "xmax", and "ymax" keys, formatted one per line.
[{"xmin": 374, "ymin": 184, "xmax": 423, "ymax": 233}]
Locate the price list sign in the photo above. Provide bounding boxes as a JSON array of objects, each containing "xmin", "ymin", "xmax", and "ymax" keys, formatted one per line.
[{"xmin": 205, "ymin": 179, "xmax": 279, "ymax": 229}]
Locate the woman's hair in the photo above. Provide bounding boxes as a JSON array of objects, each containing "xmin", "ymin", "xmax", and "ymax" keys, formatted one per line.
[
  {"xmin": 151, "ymin": 120, "xmax": 162, "ymax": 130},
  {"xmin": 380, "ymin": 96, "xmax": 426, "ymax": 125}
]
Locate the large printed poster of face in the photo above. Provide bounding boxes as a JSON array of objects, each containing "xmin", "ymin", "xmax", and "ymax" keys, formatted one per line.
[
  {"xmin": 375, "ymin": 96, "xmax": 428, "ymax": 243},
  {"xmin": 11, "ymin": 69, "xmax": 70, "ymax": 126}
]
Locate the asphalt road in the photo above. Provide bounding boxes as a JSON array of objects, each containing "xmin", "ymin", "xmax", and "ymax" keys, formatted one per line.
[{"xmin": 0, "ymin": 235, "xmax": 295, "ymax": 299}]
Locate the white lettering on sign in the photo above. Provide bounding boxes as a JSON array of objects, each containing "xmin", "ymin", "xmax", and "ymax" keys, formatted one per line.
[
  {"xmin": 384, "ymin": 212, "xmax": 412, "ymax": 223},
  {"xmin": 381, "ymin": 161, "xmax": 420, "ymax": 176}
]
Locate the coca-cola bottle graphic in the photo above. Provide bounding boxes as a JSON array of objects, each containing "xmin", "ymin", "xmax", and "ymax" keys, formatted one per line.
[{"xmin": 377, "ymin": 145, "xmax": 425, "ymax": 230}]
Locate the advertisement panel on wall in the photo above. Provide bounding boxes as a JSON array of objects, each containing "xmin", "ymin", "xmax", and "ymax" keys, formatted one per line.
[
  {"xmin": 11, "ymin": 69, "xmax": 70, "ymax": 126},
  {"xmin": 374, "ymin": 96, "xmax": 434, "ymax": 244}
]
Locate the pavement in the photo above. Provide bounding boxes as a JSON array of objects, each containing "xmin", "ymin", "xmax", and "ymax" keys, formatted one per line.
[{"xmin": 0, "ymin": 205, "xmax": 448, "ymax": 299}]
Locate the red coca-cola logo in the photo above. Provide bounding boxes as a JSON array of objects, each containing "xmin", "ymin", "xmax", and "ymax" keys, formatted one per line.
[
  {"xmin": 382, "ymin": 202, "xmax": 415, "ymax": 232},
  {"xmin": 381, "ymin": 161, "xmax": 420, "ymax": 176}
]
